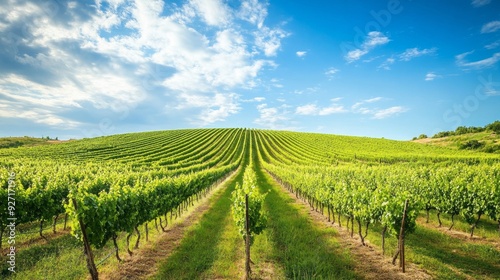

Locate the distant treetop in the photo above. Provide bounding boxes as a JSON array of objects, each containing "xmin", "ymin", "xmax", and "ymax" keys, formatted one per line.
[{"xmin": 430, "ymin": 120, "xmax": 499, "ymax": 139}]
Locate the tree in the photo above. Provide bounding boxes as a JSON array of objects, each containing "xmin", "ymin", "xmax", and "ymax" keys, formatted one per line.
[
  {"xmin": 459, "ymin": 140, "xmax": 484, "ymax": 150},
  {"xmin": 418, "ymin": 134, "xmax": 428, "ymax": 139},
  {"xmin": 487, "ymin": 121, "xmax": 500, "ymax": 134}
]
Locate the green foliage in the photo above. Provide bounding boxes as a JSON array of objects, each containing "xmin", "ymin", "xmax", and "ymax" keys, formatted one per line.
[
  {"xmin": 486, "ymin": 120, "xmax": 500, "ymax": 134},
  {"xmin": 231, "ymin": 166, "xmax": 267, "ymax": 245},
  {"xmin": 0, "ymin": 136, "xmax": 50, "ymax": 149},
  {"xmin": 418, "ymin": 134, "xmax": 428, "ymax": 139},
  {"xmin": 431, "ymin": 121, "xmax": 498, "ymax": 138},
  {"xmin": 459, "ymin": 139, "xmax": 484, "ymax": 150}
]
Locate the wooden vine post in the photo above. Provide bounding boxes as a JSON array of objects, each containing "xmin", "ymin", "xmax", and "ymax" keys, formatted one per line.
[
  {"xmin": 398, "ymin": 199, "xmax": 409, "ymax": 273},
  {"xmin": 72, "ymin": 198, "xmax": 99, "ymax": 280},
  {"xmin": 245, "ymin": 194, "xmax": 251, "ymax": 280}
]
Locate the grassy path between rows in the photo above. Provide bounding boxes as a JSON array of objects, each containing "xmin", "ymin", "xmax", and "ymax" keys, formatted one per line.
[
  {"xmin": 251, "ymin": 137, "xmax": 359, "ymax": 280},
  {"xmin": 151, "ymin": 165, "xmax": 244, "ymax": 279},
  {"xmin": 153, "ymin": 133, "xmax": 363, "ymax": 279}
]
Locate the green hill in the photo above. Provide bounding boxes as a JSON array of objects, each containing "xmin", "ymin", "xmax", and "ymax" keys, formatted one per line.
[
  {"xmin": 413, "ymin": 130, "xmax": 500, "ymax": 154},
  {"xmin": 1, "ymin": 128, "xmax": 499, "ymax": 280},
  {"xmin": 1, "ymin": 128, "xmax": 497, "ymax": 163},
  {"xmin": 0, "ymin": 136, "xmax": 65, "ymax": 149}
]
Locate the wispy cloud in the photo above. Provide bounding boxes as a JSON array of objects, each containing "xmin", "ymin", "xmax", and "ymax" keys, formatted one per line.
[
  {"xmin": 254, "ymin": 103, "xmax": 294, "ymax": 130},
  {"xmin": 485, "ymin": 40, "xmax": 500, "ymax": 50},
  {"xmin": 190, "ymin": 0, "xmax": 232, "ymax": 27},
  {"xmin": 296, "ymin": 51, "xmax": 307, "ymax": 57},
  {"xmin": 295, "ymin": 103, "xmax": 346, "ymax": 116},
  {"xmin": 472, "ymin": 0, "xmax": 491, "ymax": 7},
  {"xmin": 0, "ymin": 0, "xmax": 287, "ymax": 131},
  {"xmin": 325, "ymin": 67, "xmax": 340, "ymax": 79},
  {"xmin": 481, "ymin": 21, "xmax": 500, "ymax": 33},
  {"xmin": 352, "ymin": 97, "xmax": 383, "ymax": 110},
  {"xmin": 293, "ymin": 86, "xmax": 319, "ymax": 95},
  {"xmin": 425, "ymin": 72, "xmax": 438, "ymax": 81},
  {"xmin": 378, "ymin": 57, "xmax": 395, "ymax": 70},
  {"xmin": 238, "ymin": 0, "xmax": 268, "ymax": 29},
  {"xmin": 255, "ymin": 26, "xmax": 289, "ymax": 56},
  {"xmin": 174, "ymin": 92, "xmax": 241, "ymax": 125},
  {"xmin": 242, "ymin": 96, "xmax": 266, "ymax": 102},
  {"xmin": 345, "ymin": 32, "xmax": 390, "ymax": 63},
  {"xmin": 372, "ymin": 106, "xmax": 408, "ymax": 119},
  {"xmin": 350, "ymin": 97, "xmax": 407, "ymax": 119},
  {"xmin": 399, "ymin": 47, "xmax": 437, "ymax": 61},
  {"xmin": 456, "ymin": 51, "xmax": 500, "ymax": 69}
]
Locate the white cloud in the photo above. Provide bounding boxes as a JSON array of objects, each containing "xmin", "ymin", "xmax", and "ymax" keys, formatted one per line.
[
  {"xmin": 0, "ymin": 100, "xmax": 81, "ymax": 129},
  {"xmin": 352, "ymin": 97, "xmax": 383, "ymax": 110},
  {"xmin": 350, "ymin": 97, "xmax": 406, "ymax": 119},
  {"xmin": 372, "ymin": 106, "xmax": 408, "ymax": 119},
  {"xmin": 296, "ymin": 51, "xmax": 307, "ymax": 57},
  {"xmin": 399, "ymin": 47, "xmax": 437, "ymax": 61},
  {"xmin": 481, "ymin": 21, "xmax": 500, "ymax": 33},
  {"xmin": 254, "ymin": 26, "xmax": 289, "ymax": 56},
  {"xmin": 472, "ymin": 0, "xmax": 491, "ymax": 7},
  {"xmin": 293, "ymin": 86, "xmax": 319, "ymax": 95},
  {"xmin": 189, "ymin": 0, "xmax": 231, "ymax": 27},
  {"xmin": 318, "ymin": 106, "xmax": 347, "ymax": 115},
  {"xmin": 346, "ymin": 49, "xmax": 369, "ymax": 63},
  {"xmin": 325, "ymin": 67, "xmax": 340, "ymax": 79},
  {"xmin": 425, "ymin": 72, "xmax": 438, "ymax": 81},
  {"xmin": 238, "ymin": 0, "xmax": 268, "ymax": 29},
  {"xmin": 345, "ymin": 31, "xmax": 389, "ymax": 63},
  {"xmin": 176, "ymin": 92, "xmax": 240, "ymax": 125},
  {"xmin": 364, "ymin": 32, "xmax": 390, "ymax": 47},
  {"xmin": 296, "ymin": 102, "xmax": 346, "ymax": 116},
  {"xmin": 254, "ymin": 103, "xmax": 293, "ymax": 129},
  {"xmin": 269, "ymin": 78, "xmax": 283, "ymax": 88},
  {"xmin": 456, "ymin": 51, "xmax": 500, "ymax": 69},
  {"xmin": 378, "ymin": 57, "xmax": 395, "ymax": 70},
  {"xmin": 295, "ymin": 104, "xmax": 318, "ymax": 115},
  {"xmin": 485, "ymin": 40, "xmax": 500, "ymax": 50},
  {"xmin": 242, "ymin": 96, "xmax": 266, "ymax": 102},
  {"xmin": 0, "ymin": 0, "xmax": 286, "ymax": 130}
]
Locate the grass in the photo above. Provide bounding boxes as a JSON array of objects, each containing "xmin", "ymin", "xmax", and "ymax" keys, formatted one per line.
[
  {"xmin": 153, "ymin": 156, "xmax": 247, "ymax": 280},
  {"xmin": 153, "ymin": 137, "xmax": 286, "ymax": 280},
  {"xmin": 420, "ymin": 209, "xmax": 500, "ymax": 240},
  {"xmin": 413, "ymin": 131, "xmax": 500, "ymax": 153},
  {"xmin": 153, "ymin": 134, "xmax": 360, "ymax": 280},
  {"xmin": 0, "ymin": 137, "xmax": 56, "ymax": 149},
  {"xmin": 0, "ymin": 214, "xmax": 179, "ymax": 279},
  {"xmin": 0, "ymin": 178, "xmax": 235, "ymax": 279},
  {"xmin": 330, "ymin": 212, "xmax": 500, "ymax": 279},
  {"xmin": 252, "ymin": 141, "xmax": 358, "ymax": 280}
]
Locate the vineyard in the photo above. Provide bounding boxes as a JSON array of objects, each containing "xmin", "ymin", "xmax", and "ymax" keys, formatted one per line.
[{"xmin": 1, "ymin": 128, "xmax": 499, "ymax": 279}]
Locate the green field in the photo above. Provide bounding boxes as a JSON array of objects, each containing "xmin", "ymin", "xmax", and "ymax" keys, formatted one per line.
[{"xmin": 1, "ymin": 128, "xmax": 499, "ymax": 279}]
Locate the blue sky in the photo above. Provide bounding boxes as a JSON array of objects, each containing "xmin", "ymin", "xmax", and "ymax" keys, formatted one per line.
[{"xmin": 0, "ymin": 0, "xmax": 499, "ymax": 140}]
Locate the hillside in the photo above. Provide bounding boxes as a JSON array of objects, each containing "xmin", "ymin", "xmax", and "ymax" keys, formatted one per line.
[
  {"xmin": 1, "ymin": 128, "xmax": 497, "ymax": 162},
  {"xmin": 0, "ymin": 136, "xmax": 67, "ymax": 149},
  {"xmin": 413, "ymin": 131, "xmax": 500, "ymax": 154},
  {"xmin": 1, "ymin": 128, "xmax": 499, "ymax": 280}
]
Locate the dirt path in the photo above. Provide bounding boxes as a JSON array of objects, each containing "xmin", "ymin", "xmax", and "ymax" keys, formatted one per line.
[
  {"xmin": 100, "ymin": 170, "xmax": 238, "ymax": 280},
  {"xmin": 272, "ymin": 174, "xmax": 432, "ymax": 280}
]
